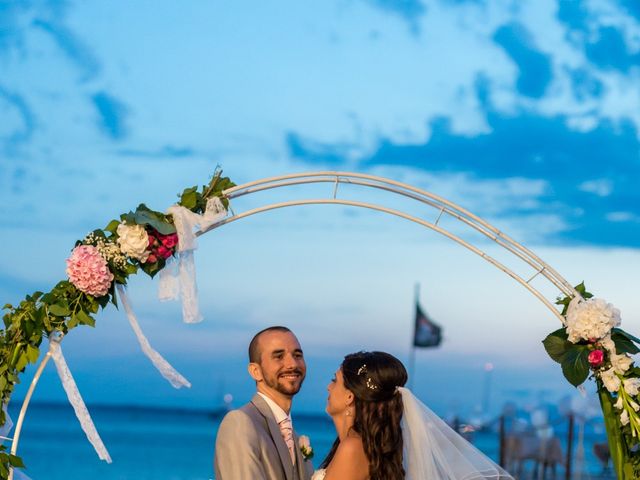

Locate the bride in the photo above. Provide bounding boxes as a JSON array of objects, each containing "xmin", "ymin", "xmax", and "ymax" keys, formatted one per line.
[{"xmin": 312, "ymin": 351, "xmax": 514, "ymax": 480}]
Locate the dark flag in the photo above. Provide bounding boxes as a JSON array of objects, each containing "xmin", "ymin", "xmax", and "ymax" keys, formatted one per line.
[{"xmin": 413, "ymin": 302, "xmax": 442, "ymax": 348}]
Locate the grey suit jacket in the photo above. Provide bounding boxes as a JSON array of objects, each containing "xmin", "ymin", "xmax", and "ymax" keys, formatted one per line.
[{"xmin": 214, "ymin": 394, "xmax": 314, "ymax": 480}]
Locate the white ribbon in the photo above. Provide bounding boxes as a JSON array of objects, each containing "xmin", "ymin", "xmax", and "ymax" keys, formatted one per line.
[
  {"xmin": 160, "ymin": 197, "xmax": 227, "ymax": 323},
  {"xmin": 0, "ymin": 404, "xmax": 12, "ymax": 444},
  {"xmin": 49, "ymin": 335, "xmax": 112, "ymax": 463},
  {"xmin": 116, "ymin": 285, "xmax": 191, "ymax": 389}
]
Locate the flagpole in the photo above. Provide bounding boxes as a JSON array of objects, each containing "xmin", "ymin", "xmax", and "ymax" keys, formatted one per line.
[{"xmin": 408, "ymin": 283, "xmax": 419, "ymax": 390}]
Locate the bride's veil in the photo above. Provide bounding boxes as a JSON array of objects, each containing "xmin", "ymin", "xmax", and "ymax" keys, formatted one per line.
[{"xmin": 399, "ymin": 387, "xmax": 514, "ymax": 480}]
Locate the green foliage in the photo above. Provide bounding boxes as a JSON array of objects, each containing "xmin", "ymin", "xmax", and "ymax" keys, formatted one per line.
[
  {"xmin": 0, "ymin": 169, "xmax": 233, "ymax": 477},
  {"xmin": 555, "ymin": 281, "xmax": 593, "ymax": 316}
]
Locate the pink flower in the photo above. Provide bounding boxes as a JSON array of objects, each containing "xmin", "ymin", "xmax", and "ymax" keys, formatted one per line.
[
  {"xmin": 588, "ymin": 349, "xmax": 605, "ymax": 368},
  {"xmin": 160, "ymin": 233, "xmax": 178, "ymax": 249},
  {"xmin": 156, "ymin": 245, "xmax": 173, "ymax": 260},
  {"xmin": 146, "ymin": 253, "xmax": 158, "ymax": 264},
  {"xmin": 66, "ymin": 245, "xmax": 114, "ymax": 297}
]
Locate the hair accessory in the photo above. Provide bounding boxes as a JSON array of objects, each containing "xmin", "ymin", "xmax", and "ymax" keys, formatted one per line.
[
  {"xmin": 366, "ymin": 377, "xmax": 380, "ymax": 391},
  {"xmin": 357, "ymin": 364, "xmax": 368, "ymax": 376}
]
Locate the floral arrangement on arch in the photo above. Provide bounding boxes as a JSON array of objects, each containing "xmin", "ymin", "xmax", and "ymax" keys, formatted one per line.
[
  {"xmin": 543, "ymin": 282, "xmax": 640, "ymax": 479},
  {"xmin": 0, "ymin": 170, "xmax": 234, "ymax": 478}
]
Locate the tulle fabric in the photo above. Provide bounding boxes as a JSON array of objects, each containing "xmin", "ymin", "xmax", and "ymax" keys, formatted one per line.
[
  {"xmin": 311, "ymin": 468, "xmax": 326, "ymax": 480},
  {"xmin": 160, "ymin": 197, "xmax": 227, "ymax": 323},
  {"xmin": 400, "ymin": 387, "xmax": 513, "ymax": 480}
]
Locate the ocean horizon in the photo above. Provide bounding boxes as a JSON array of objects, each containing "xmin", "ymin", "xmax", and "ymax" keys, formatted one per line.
[{"xmin": 4, "ymin": 399, "xmax": 611, "ymax": 479}]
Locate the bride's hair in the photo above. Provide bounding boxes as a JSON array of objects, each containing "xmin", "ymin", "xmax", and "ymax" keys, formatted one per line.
[{"xmin": 321, "ymin": 351, "xmax": 408, "ymax": 480}]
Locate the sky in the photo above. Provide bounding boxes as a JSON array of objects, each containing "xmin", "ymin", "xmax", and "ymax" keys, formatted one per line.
[{"xmin": 1, "ymin": 0, "xmax": 640, "ymax": 423}]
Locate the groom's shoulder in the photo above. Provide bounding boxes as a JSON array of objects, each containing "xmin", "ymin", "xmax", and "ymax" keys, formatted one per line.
[
  {"xmin": 220, "ymin": 400, "xmax": 262, "ymax": 427},
  {"xmin": 218, "ymin": 401, "xmax": 264, "ymax": 440}
]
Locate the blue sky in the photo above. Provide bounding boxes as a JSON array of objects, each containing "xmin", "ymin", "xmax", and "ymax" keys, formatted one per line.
[{"xmin": 1, "ymin": 0, "xmax": 639, "ymax": 421}]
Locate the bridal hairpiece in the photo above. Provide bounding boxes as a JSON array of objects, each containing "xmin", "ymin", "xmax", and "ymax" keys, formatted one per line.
[{"xmin": 357, "ymin": 363, "xmax": 380, "ymax": 390}]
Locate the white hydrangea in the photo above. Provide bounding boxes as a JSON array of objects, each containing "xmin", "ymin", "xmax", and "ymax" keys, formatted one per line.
[
  {"xmin": 116, "ymin": 223, "xmax": 150, "ymax": 262},
  {"xmin": 601, "ymin": 367, "xmax": 621, "ymax": 393},
  {"xmin": 600, "ymin": 334, "xmax": 616, "ymax": 354},
  {"xmin": 565, "ymin": 297, "xmax": 621, "ymax": 343},
  {"xmin": 624, "ymin": 378, "xmax": 640, "ymax": 396}
]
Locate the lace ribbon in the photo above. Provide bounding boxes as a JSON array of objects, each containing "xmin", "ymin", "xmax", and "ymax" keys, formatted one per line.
[
  {"xmin": 159, "ymin": 197, "xmax": 227, "ymax": 323},
  {"xmin": 0, "ymin": 404, "xmax": 12, "ymax": 444},
  {"xmin": 49, "ymin": 335, "xmax": 112, "ymax": 463},
  {"xmin": 116, "ymin": 285, "xmax": 191, "ymax": 389}
]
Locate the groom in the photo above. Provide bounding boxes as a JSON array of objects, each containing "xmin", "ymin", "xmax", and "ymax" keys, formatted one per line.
[{"xmin": 214, "ymin": 326, "xmax": 313, "ymax": 480}]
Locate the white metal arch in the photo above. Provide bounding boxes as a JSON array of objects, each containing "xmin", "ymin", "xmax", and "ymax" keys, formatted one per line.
[
  {"xmin": 202, "ymin": 171, "xmax": 578, "ymax": 321},
  {"xmin": 9, "ymin": 171, "xmax": 579, "ymax": 478}
]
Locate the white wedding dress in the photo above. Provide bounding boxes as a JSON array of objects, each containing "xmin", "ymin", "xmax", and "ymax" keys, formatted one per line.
[
  {"xmin": 312, "ymin": 388, "xmax": 513, "ymax": 480},
  {"xmin": 311, "ymin": 469, "xmax": 326, "ymax": 480}
]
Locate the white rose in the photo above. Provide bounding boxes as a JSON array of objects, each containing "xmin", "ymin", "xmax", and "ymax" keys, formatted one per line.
[
  {"xmin": 116, "ymin": 223, "xmax": 150, "ymax": 262},
  {"xmin": 565, "ymin": 297, "xmax": 621, "ymax": 343},
  {"xmin": 624, "ymin": 378, "xmax": 640, "ymax": 396},
  {"xmin": 621, "ymin": 409, "xmax": 630, "ymax": 426},
  {"xmin": 601, "ymin": 367, "xmax": 621, "ymax": 393},
  {"xmin": 299, "ymin": 435, "xmax": 311, "ymax": 450},
  {"xmin": 611, "ymin": 353, "xmax": 633, "ymax": 375}
]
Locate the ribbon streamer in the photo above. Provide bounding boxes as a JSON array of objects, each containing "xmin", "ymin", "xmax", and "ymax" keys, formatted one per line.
[
  {"xmin": 160, "ymin": 197, "xmax": 227, "ymax": 323},
  {"xmin": 49, "ymin": 335, "xmax": 112, "ymax": 463},
  {"xmin": 0, "ymin": 404, "xmax": 12, "ymax": 444},
  {"xmin": 116, "ymin": 285, "xmax": 191, "ymax": 389}
]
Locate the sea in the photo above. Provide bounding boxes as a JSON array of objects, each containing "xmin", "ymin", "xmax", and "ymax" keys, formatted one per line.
[{"xmin": 4, "ymin": 401, "xmax": 613, "ymax": 480}]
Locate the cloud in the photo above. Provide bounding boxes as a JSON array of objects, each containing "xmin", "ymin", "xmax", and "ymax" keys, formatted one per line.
[
  {"xmin": 363, "ymin": 0, "xmax": 426, "ymax": 34},
  {"xmin": 557, "ymin": 2, "xmax": 640, "ymax": 74},
  {"xmin": 92, "ymin": 91, "xmax": 130, "ymax": 140},
  {"xmin": 32, "ymin": 18, "xmax": 101, "ymax": 81},
  {"xmin": 492, "ymin": 22, "xmax": 552, "ymax": 98},
  {"xmin": 0, "ymin": 86, "xmax": 36, "ymax": 150},
  {"xmin": 116, "ymin": 145, "xmax": 197, "ymax": 159}
]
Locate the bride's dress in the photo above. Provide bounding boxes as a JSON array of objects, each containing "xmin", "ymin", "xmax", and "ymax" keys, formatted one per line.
[{"xmin": 310, "ymin": 468, "xmax": 326, "ymax": 480}]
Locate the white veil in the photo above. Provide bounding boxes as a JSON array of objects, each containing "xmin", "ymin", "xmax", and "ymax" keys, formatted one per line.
[{"xmin": 399, "ymin": 387, "xmax": 514, "ymax": 480}]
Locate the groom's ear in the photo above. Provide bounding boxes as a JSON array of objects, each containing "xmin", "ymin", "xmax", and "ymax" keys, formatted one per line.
[{"xmin": 248, "ymin": 362, "xmax": 264, "ymax": 382}]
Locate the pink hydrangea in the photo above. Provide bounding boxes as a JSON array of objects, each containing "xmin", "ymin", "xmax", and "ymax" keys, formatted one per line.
[{"xmin": 66, "ymin": 245, "xmax": 114, "ymax": 297}]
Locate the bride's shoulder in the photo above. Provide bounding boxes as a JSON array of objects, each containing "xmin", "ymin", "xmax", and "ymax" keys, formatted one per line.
[
  {"xmin": 336, "ymin": 434, "xmax": 365, "ymax": 456},
  {"xmin": 324, "ymin": 434, "xmax": 368, "ymax": 479}
]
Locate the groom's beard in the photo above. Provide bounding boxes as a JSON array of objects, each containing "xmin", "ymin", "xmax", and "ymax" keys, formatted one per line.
[{"xmin": 264, "ymin": 368, "xmax": 305, "ymax": 396}]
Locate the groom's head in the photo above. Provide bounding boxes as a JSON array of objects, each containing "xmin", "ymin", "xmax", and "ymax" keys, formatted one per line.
[{"xmin": 248, "ymin": 326, "xmax": 306, "ymax": 399}]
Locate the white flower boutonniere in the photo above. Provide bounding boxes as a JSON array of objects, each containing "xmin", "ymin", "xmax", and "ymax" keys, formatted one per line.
[{"xmin": 299, "ymin": 435, "xmax": 313, "ymax": 461}]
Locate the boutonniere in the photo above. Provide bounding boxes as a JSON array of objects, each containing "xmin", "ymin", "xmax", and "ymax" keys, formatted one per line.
[{"xmin": 299, "ymin": 435, "xmax": 314, "ymax": 461}]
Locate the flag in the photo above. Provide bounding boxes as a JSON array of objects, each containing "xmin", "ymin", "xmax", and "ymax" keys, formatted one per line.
[{"xmin": 413, "ymin": 302, "xmax": 442, "ymax": 348}]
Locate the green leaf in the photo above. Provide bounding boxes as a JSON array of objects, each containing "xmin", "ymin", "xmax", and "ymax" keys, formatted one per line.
[
  {"xmin": 542, "ymin": 328, "xmax": 571, "ymax": 363},
  {"xmin": 104, "ymin": 219, "xmax": 120, "ymax": 233},
  {"xmin": 179, "ymin": 187, "xmax": 198, "ymax": 209},
  {"xmin": 15, "ymin": 353, "xmax": 28, "ymax": 372},
  {"xmin": 133, "ymin": 204, "xmax": 176, "ymax": 234},
  {"xmin": 25, "ymin": 345, "xmax": 39, "ymax": 364},
  {"xmin": 75, "ymin": 310, "xmax": 95, "ymax": 327},
  {"xmin": 8, "ymin": 454, "xmax": 25, "ymax": 468},
  {"xmin": 612, "ymin": 331, "xmax": 640, "ymax": 355},
  {"xmin": 612, "ymin": 328, "xmax": 640, "ymax": 345},
  {"xmin": 561, "ymin": 347, "xmax": 590, "ymax": 387},
  {"xmin": 48, "ymin": 304, "xmax": 70, "ymax": 317}
]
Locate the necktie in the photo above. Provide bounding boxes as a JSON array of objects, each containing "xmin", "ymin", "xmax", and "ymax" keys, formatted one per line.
[{"xmin": 279, "ymin": 417, "xmax": 296, "ymax": 464}]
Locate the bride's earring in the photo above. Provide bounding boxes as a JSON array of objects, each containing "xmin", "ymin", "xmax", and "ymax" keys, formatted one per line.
[{"xmin": 345, "ymin": 407, "xmax": 352, "ymax": 417}]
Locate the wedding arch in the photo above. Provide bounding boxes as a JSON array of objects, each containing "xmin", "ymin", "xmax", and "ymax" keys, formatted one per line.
[{"xmin": 1, "ymin": 171, "xmax": 638, "ymax": 479}]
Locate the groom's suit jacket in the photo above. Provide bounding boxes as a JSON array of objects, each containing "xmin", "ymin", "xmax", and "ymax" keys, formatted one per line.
[{"xmin": 214, "ymin": 393, "xmax": 313, "ymax": 480}]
